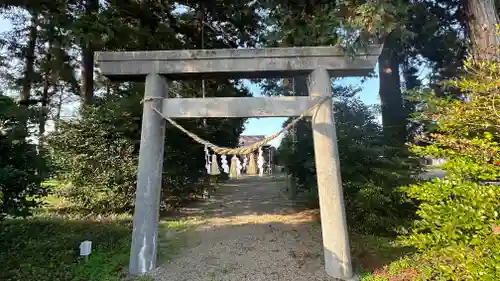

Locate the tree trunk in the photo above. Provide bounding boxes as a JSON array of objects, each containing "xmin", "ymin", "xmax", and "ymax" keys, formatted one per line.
[
  {"xmin": 378, "ymin": 33, "xmax": 406, "ymax": 147},
  {"xmin": 20, "ymin": 15, "xmax": 38, "ymax": 106},
  {"xmin": 54, "ymin": 89, "xmax": 62, "ymax": 133},
  {"xmin": 38, "ymin": 73, "xmax": 50, "ymax": 147},
  {"xmin": 81, "ymin": 46, "xmax": 94, "ymax": 104},
  {"xmin": 462, "ymin": 0, "xmax": 500, "ymax": 58},
  {"xmin": 39, "ymin": 31, "xmax": 57, "ymax": 147},
  {"xmin": 80, "ymin": 0, "xmax": 99, "ymax": 105}
]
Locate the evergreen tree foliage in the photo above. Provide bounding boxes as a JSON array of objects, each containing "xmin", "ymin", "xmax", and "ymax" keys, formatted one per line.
[
  {"xmin": 277, "ymin": 86, "xmax": 421, "ymax": 234},
  {"xmin": 400, "ymin": 32, "xmax": 500, "ymax": 280},
  {"xmin": 0, "ymin": 1, "xmax": 262, "ymax": 212},
  {"xmin": 0, "ymin": 95, "xmax": 48, "ymax": 219},
  {"xmin": 47, "ymin": 80, "xmax": 250, "ymax": 212}
]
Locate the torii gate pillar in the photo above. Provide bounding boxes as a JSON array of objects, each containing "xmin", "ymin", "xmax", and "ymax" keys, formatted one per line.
[
  {"xmin": 309, "ymin": 68, "xmax": 353, "ymax": 278},
  {"xmin": 129, "ymin": 74, "xmax": 168, "ymax": 274},
  {"xmin": 96, "ymin": 45, "xmax": 381, "ymax": 281}
]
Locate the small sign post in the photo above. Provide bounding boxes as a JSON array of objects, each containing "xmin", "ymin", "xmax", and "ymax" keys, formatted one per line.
[{"xmin": 79, "ymin": 240, "xmax": 92, "ymax": 262}]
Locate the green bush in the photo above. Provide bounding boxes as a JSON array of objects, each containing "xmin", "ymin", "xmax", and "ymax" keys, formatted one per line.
[
  {"xmin": 399, "ymin": 52, "xmax": 500, "ymax": 280},
  {"xmin": 277, "ymin": 88, "xmax": 420, "ymax": 234},
  {"xmin": 47, "ymin": 89, "xmax": 142, "ymax": 212},
  {"xmin": 0, "ymin": 95, "xmax": 48, "ymax": 219},
  {"xmin": 48, "ymin": 82, "xmax": 246, "ymax": 213}
]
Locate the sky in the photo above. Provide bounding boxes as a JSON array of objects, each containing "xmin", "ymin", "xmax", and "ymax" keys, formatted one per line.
[{"xmin": 0, "ymin": 16, "xmax": 381, "ymax": 148}]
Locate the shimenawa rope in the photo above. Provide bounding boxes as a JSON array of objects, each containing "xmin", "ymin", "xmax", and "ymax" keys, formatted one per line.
[{"xmin": 141, "ymin": 96, "xmax": 330, "ymax": 155}]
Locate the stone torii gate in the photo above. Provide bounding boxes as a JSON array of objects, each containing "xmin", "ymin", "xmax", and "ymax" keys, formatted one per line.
[{"xmin": 95, "ymin": 46, "xmax": 380, "ymax": 280}]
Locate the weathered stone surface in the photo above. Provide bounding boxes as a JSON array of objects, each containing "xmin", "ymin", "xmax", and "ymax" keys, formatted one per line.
[
  {"xmin": 309, "ymin": 68, "xmax": 353, "ymax": 280},
  {"xmin": 95, "ymin": 46, "xmax": 381, "ymax": 80},
  {"xmin": 161, "ymin": 96, "xmax": 324, "ymax": 118},
  {"xmin": 129, "ymin": 73, "xmax": 167, "ymax": 276}
]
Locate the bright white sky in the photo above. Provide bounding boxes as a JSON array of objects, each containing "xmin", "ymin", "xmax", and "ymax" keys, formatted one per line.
[{"xmin": 0, "ymin": 15, "xmax": 406, "ymax": 147}]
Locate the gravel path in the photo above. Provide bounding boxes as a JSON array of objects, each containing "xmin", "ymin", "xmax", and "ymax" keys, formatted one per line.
[{"xmin": 152, "ymin": 175, "xmax": 337, "ymax": 281}]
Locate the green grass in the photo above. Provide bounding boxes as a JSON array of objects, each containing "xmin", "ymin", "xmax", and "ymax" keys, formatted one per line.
[
  {"xmin": 270, "ymin": 175, "xmax": 286, "ymax": 182},
  {"xmin": 358, "ymin": 255, "xmax": 425, "ymax": 281},
  {"xmin": 0, "ymin": 218, "xmax": 131, "ymax": 281},
  {"xmin": 1, "ymin": 180, "xmax": 192, "ymax": 281},
  {"xmin": 0, "ymin": 217, "xmax": 190, "ymax": 281},
  {"xmin": 351, "ymin": 234, "xmax": 426, "ymax": 281},
  {"xmin": 310, "ymin": 218, "xmax": 419, "ymax": 281},
  {"xmin": 157, "ymin": 220, "xmax": 192, "ymax": 263}
]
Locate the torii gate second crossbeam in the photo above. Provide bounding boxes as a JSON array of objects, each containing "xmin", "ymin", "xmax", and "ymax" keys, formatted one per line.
[{"xmin": 96, "ymin": 46, "xmax": 381, "ymax": 281}]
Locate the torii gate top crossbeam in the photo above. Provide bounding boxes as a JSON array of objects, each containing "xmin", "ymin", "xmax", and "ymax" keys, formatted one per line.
[{"xmin": 95, "ymin": 46, "xmax": 381, "ymax": 81}]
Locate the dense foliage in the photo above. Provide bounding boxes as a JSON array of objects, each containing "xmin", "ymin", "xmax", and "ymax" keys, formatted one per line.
[
  {"xmin": 0, "ymin": 1, "xmax": 261, "ymax": 213},
  {"xmin": 400, "ymin": 46, "xmax": 500, "ymax": 280},
  {"xmin": 48, "ymin": 82, "xmax": 248, "ymax": 212},
  {"xmin": 260, "ymin": 0, "xmax": 468, "ymax": 148},
  {"xmin": 277, "ymin": 87, "xmax": 421, "ymax": 234},
  {"xmin": 0, "ymin": 95, "xmax": 47, "ymax": 219}
]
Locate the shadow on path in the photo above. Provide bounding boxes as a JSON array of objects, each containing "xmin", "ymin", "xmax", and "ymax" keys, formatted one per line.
[
  {"xmin": 170, "ymin": 174, "xmax": 305, "ymax": 219},
  {"xmin": 153, "ymin": 174, "xmax": 407, "ymax": 281}
]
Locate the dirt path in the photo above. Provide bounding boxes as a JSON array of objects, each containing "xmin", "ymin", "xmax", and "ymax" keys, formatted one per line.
[{"xmin": 152, "ymin": 175, "xmax": 337, "ymax": 281}]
